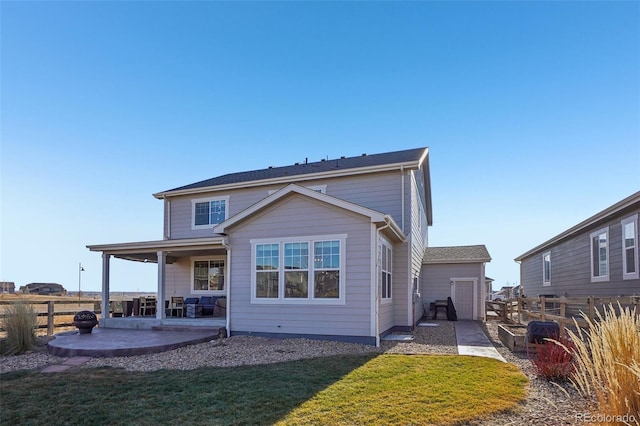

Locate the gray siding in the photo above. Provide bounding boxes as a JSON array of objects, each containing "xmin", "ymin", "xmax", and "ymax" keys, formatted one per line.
[
  {"xmin": 166, "ymin": 171, "xmax": 404, "ymax": 240},
  {"xmin": 226, "ymin": 194, "xmax": 374, "ymax": 338},
  {"xmin": 520, "ymin": 206, "xmax": 640, "ymax": 298},
  {"xmin": 421, "ymin": 263, "xmax": 484, "ymax": 320},
  {"xmin": 410, "ymin": 169, "xmax": 429, "ymax": 324}
]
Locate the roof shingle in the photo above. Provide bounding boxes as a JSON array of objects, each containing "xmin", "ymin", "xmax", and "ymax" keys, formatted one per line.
[{"xmin": 423, "ymin": 245, "xmax": 491, "ymax": 264}]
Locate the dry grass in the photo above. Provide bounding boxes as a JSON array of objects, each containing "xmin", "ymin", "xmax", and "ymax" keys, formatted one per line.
[
  {"xmin": 0, "ymin": 301, "xmax": 37, "ymax": 355},
  {"xmin": 568, "ymin": 303, "xmax": 640, "ymax": 425}
]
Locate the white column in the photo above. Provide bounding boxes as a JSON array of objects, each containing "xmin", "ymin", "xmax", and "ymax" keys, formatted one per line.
[
  {"xmin": 101, "ymin": 253, "xmax": 111, "ymax": 323},
  {"xmin": 156, "ymin": 251, "xmax": 166, "ymax": 319}
]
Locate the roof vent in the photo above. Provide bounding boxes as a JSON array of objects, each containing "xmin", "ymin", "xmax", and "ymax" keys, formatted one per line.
[
  {"xmin": 362, "ymin": 153, "xmax": 367, "ymax": 156},
  {"xmin": 268, "ymin": 166, "xmax": 273, "ymax": 169},
  {"xmin": 321, "ymin": 158, "xmax": 326, "ymax": 162},
  {"xmin": 295, "ymin": 162, "xmax": 300, "ymax": 165},
  {"xmin": 341, "ymin": 156, "xmax": 346, "ymax": 159}
]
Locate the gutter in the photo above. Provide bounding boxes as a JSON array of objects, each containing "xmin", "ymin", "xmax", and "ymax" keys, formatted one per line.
[{"xmin": 221, "ymin": 237, "xmax": 232, "ymax": 336}]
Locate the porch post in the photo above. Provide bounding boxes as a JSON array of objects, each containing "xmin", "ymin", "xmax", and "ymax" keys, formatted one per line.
[
  {"xmin": 101, "ymin": 253, "xmax": 111, "ymax": 322},
  {"xmin": 156, "ymin": 251, "xmax": 166, "ymax": 319}
]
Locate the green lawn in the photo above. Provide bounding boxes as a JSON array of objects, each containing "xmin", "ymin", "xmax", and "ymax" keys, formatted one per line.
[{"xmin": 0, "ymin": 354, "xmax": 527, "ymax": 426}]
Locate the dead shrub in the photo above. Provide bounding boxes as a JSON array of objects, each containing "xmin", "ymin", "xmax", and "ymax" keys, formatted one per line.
[{"xmin": 1, "ymin": 301, "xmax": 37, "ymax": 355}]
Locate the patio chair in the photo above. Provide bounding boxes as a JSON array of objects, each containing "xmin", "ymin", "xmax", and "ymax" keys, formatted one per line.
[
  {"xmin": 167, "ymin": 296, "xmax": 184, "ymax": 318},
  {"xmin": 139, "ymin": 297, "xmax": 157, "ymax": 316}
]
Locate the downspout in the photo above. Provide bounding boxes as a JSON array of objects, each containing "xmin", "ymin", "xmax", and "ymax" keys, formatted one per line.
[
  {"xmin": 400, "ymin": 165, "xmax": 405, "ymax": 233},
  {"xmin": 221, "ymin": 237, "xmax": 231, "ymax": 336},
  {"xmin": 375, "ymin": 222, "xmax": 393, "ymax": 347}
]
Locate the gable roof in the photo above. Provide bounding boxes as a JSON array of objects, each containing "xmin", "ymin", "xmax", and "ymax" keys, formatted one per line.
[
  {"xmin": 154, "ymin": 147, "xmax": 429, "ymax": 197},
  {"xmin": 423, "ymin": 245, "xmax": 491, "ymax": 264},
  {"xmin": 213, "ymin": 183, "xmax": 406, "ymax": 242},
  {"xmin": 514, "ymin": 191, "xmax": 640, "ymax": 261}
]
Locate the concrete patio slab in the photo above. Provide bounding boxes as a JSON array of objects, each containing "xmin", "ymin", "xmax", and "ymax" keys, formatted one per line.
[
  {"xmin": 455, "ymin": 321, "xmax": 506, "ymax": 362},
  {"xmin": 47, "ymin": 327, "xmax": 221, "ymax": 358}
]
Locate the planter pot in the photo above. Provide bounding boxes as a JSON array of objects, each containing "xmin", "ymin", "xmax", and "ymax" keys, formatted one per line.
[
  {"xmin": 73, "ymin": 311, "xmax": 98, "ymax": 334},
  {"xmin": 498, "ymin": 324, "xmax": 528, "ymax": 352}
]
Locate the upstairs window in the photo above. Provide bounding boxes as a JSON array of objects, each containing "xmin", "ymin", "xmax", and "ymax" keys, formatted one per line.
[
  {"xmin": 542, "ymin": 252, "xmax": 551, "ymax": 286},
  {"xmin": 192, "ymin": 196, "xmax": 229, "ymax": 229},
  {"xmin": 622, "ymin": 215, "xmax": 639, "ymax": 280},
  {"xmin": 590, "ymin": 227, "xmax": 609, "ymax": 282}
]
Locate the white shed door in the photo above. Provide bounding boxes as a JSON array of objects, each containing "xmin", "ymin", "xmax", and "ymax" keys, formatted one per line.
[{"xmin": 452, "ymin": 280, "xmax": 474, "ymax": 320}]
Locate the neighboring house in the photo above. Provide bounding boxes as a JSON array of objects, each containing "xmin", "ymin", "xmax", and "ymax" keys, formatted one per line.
[
  {"xmin": 0, "ymin": 281, "xmax": 15, "ymax": 293},
  {"xmin": 484, "ymin": 276, "xmax": 494, "ymax": 300},
  {"xmin": 19, "ymin": 283, "xmax": 67, "ymax": 295},
  {"xmin": 88, "ymin": 147, "xmax": 489, "ymax": 345},
  {"xmin": 515, "ymin": 191, "xmax": 640, "ymax": 298},
  {"xmin": 421, "ymin": 245, "xmax": 491, "ymax": 320}
]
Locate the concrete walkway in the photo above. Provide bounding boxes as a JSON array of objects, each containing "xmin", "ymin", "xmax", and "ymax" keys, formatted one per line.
[{"xmin": 455, "ymin": 321, "xmax": 506, "ymax": 362}]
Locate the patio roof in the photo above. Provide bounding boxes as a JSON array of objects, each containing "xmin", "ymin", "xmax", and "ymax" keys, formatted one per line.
[{"xmin": 86, "ymin": 237, "xmax": 226, "ymax": 263}]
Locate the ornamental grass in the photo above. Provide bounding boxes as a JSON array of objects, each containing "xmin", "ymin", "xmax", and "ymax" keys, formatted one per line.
[
  {"xmin": 567, "ymin": 303, "xmax": 640, "ymax": 425},
  {"xmin": 1, "ymin": 301, "xmax": 37, "ymax": 355}
]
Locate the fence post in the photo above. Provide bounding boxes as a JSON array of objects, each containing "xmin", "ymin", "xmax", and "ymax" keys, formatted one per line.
[
  {"xmin": 588, "ymin": 296, "xmax": 595, "ymax": 323},
  {"xmin": 47, "ymin": 301, "xmax": 54, "ymax": 336},
  {"xmin": 517, "ymin": 297, "xmax": 522, "ymax": 323},
  {"xmin": 540, "ymin": 296, "xmax": 546, "ymax": 321}
]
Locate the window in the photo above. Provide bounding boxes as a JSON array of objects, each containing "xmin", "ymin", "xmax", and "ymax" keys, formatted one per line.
[
  {"xmin": 191, "ymin": 258, "xmax": 225, "ymax": 293},
  {"xmin": 380, "ymin": 239, "xmax": 392, "ymax": 301},
  {"xmin": 252, "ymin": 235, "xmax": 345, "ymax": 304},
  {"xmin": 542, "ymin": 252, "xmax": 551, "ymax": 286},
  {"xmin": 590, "ymin": 227, "xmax": 609, "ymax": 282},
  {"xmin": 192, "ymin": 196, "xmax": 229, "ymax": 229},
  {"xmin": 622, "ymin": 215, "xmax": 639, "ymax": 280}
]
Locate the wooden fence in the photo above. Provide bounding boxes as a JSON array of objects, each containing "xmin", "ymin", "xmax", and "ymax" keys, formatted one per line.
[
  {"xmin": 487, "ymin": 295, "xmax": 640, "ymax": 334},
  {"xmin": 0, "ymin": 300, "xmax": 101, "ymax": 337}
]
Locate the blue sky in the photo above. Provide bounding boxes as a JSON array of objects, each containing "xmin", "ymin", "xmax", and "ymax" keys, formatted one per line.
[{"xmin": 1, "ymin": 1, "xmax": 639, "ymax": 293}]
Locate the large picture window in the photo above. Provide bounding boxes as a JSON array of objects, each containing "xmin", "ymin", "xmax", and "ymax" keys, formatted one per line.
[
  {"xmin": 192, "ymin": 196, "xmax": 229, "ymax": 229},
  {"xmin": 622, "ymin": 215, "xmax": 639, "ymax": 280},
  {"xmin": 590, "ymin": 227, "xmax": 609, "ymax": 282},
  {"xmin": 252, "ymin": 235, "xmax": 346, "ymax": 304},
  {"xmin": 192, "ymin": 258, "xmax": 225, "ymax": 293}
]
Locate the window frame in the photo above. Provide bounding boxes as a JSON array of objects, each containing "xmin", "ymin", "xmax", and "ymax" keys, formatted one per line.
[
  {"xmin": 590, "ymin": 227, "xmax": 609, "ymax": 282},
  {"xmin": 190, "ymin": 255, "xmax": 227, "ymax": 295},
  {"xmin": 622, "ymin": 214, "xmax": 639, "ymax": 280},
  {"xmin": 380, "ymin": 237, "xmax": 393, "ymax": 304},
  {"xmin": 251, "ymin": 234, "xmax": 347, "ymax": 305},
  {"xmin": 542, "ymin": 251, "xmax": 551, "ymax": 287},
  {"xmin": 191, "ymin": 196, "xmax": 230, "ymax": 230}
]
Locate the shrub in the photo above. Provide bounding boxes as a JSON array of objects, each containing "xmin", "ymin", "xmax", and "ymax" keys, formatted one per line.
[
  {"xmin": 530, "ymin": 336, "xmax": 575, "ymax": 381},
  {"xmin": 568, "ymin": 303, "xmax": 640, "ymax": 424},
  {"xmin": 1, "ymin": 301, "xmax": 37, "ymax": 355}
]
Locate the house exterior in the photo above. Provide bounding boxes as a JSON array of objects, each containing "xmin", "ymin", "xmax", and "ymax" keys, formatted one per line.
[
  {"xmin": 88, "ymin": 147, "xmax": 488, "ymax": 345},
  {"xmin": 515, "ymin": 191, "xmax": 640, "ymax": 298},
  {"xmin": 19, "ymin": 282, "xmax": 67, "ymax": 295},
  {"xmin": 0, "ymin": 281, "xmax": 15, "ymax": 293},
  {"xmin": 421, "ymin": 245, "xmax": 491, "ymax": 321}
]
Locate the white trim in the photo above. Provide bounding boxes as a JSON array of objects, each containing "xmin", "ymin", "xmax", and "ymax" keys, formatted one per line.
[
  {"xmin": 590, "ymin": 227, "xmax": 610, "ymax": 283},
  {"xmin": 379, "ymin": 236, "xmax": 393, "ymax": 305},
  {"xmin": 250, "ymin": 235, "xmax": 347, "ymax": 305},
  {"xmin": 191, "ymin": 196, "xmax": 230, "ymax": 230},
  {"xmin": 189, "ymin": 255, "xmax": 227, "ymax": 295},
  {"xmin": 268, "ymin": 184, "xmax": 326, "ymax": 195},
  {"xmin": 370, "ymin": 224, "xmax": 379, "ymax": 345},
  {"xmin": 622, "ymin": 214, "xmax": 639, "ymax": 280},
  {"xmin": 215, "ymin": 184, "xmax": 403, "ymax": 238},
  {"xmin": 542, "ymin": 251, "xmax": 551, "ymax": 287},
  {"xmin": 450, "ymin": 277, "xmax": 478, "ymax": 320}
]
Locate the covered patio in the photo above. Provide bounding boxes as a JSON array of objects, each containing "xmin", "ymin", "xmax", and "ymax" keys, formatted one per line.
[{"xmin": 87, "ymin": 237, "xmax": 230, "ymax": 332}]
